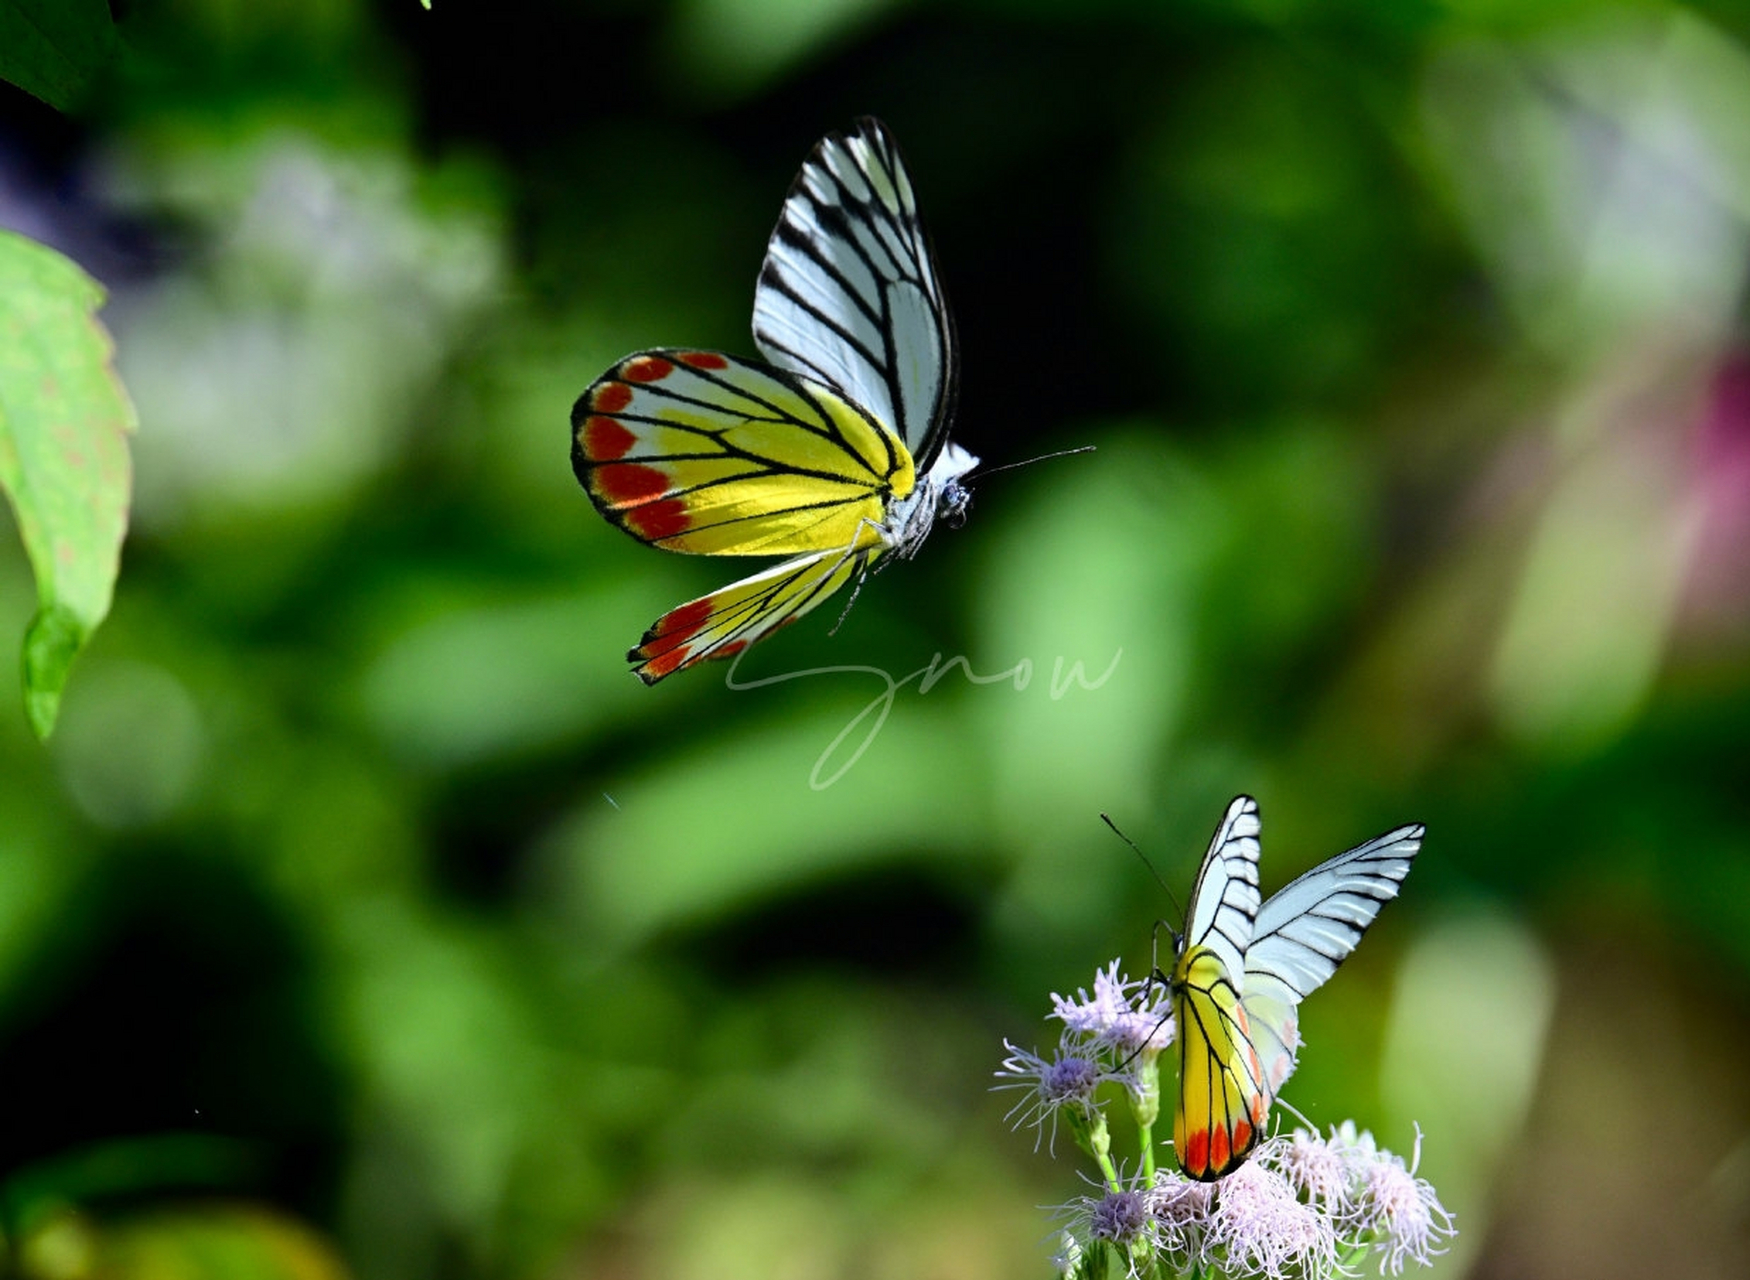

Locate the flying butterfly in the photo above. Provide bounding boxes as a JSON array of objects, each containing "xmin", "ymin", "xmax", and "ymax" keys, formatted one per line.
[
  {"xmin": 1168, "ymin": 796, "xmax": 1422, "ymax": 1180},
  {"xmin": 570, "ymin": 118, "xmax": 977, "ymax": 683}
]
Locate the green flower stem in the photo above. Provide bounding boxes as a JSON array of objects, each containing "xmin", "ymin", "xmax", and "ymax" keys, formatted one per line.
[
  {"xmin": 1065, "ymin": 1106, "xmax": 1122, "ymax": 1188},
  {"xmin": 1131, "ymin": 1052, "xmax": 1161, "ymax": 1128},
  {"xmin": 1127, "ymin": 1235, "xmax": 1158, "ymax": 1278},
  {"xmin": 1338, "ymin": 1240, "xmax": 1373, "ymax": 1271},
  {"xmin": 1091, "ymin": 1134, "xmax": 1120, "ymax": 1190},
  {"xmin": 1130, "ymin": 1051, "xmax": 1161, "ymax": 1182}
]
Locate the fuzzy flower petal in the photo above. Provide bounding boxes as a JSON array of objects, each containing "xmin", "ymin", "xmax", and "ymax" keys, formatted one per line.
[
  {"xmin": 994, "ymin": 1039, "xmax": 1111, "ymax": 1152},
  {"xmin": 1261, "ymin": 1128, "xmax": 1353, "ymax": 1215},
  {"xmin": 1207, "ymin": 1158, "xmax": 1338, "ymax": 1280},
  {"xmin": 1146, "ymin": 1169, "xmax": 1216, "ymax": 1267},
  {"xmin": 1349, "ymin": 1131, "xmax": 1457, "ymax": 1273},
  {"xmin": 1052, "ymin": 1169, "xmax": 1160, "ymax": 1280},
  {"xmin": 1051, "ymin": 961, "xmax": 1175, "ymax": 1056},
  {"xmin": 1048, "ymin": 1230, "xmax": 1082, "ymax": 1277},
  {"xmin": 1050, "ymin": 961, "xmax": 1136, "ymax": 1037}
]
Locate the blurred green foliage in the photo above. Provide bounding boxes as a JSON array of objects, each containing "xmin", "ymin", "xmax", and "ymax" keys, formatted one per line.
[{"xmin": 3, "ymin": 2, "xmax": 1750, "ymax": 1279}]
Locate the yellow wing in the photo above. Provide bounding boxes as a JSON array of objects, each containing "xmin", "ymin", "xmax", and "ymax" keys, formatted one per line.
[
  {"xmin": 1172, "ymin": 943, "xmax": 1270, "ymax": 1182},
  {"xmin": 570, "ymin": 349, "xmax": 915, "ymax": 556},
  {"xmin": 627, "ymin": 544, "xmax": 882, "ymax": 684}
]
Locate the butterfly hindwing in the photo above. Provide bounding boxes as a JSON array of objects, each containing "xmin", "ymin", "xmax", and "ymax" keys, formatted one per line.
[
  {"xmin": 572, "ymin": 349, "xmax": 914, "ymax": 557},
  {"xmin": 753, "ymin": 117, "xmax": 957, "ymax": 471},
  {"xmin": 1240, "ymin": 823, "xmax": 1424, "ymax": 1096},
  {"xmin": 1172, "ymin": 940, "xmax": 1269, "ymax": 1181},
  {"xmin": 628, "ymin": 544, "xmax": 882, "ymax": 683}
]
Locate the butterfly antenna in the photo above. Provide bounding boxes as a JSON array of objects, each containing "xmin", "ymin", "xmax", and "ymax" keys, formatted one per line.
[
  {"xmin": 1101, "ymin": 811, "xmax": 1186, "ymax": 1003},
  {"xmin": 1100, "ymin": 812, "xmax": 1183, "ymax": 921},
  {"xmin": 972, "ymin": 445, "xmax": 1096, "ymax": 481}
]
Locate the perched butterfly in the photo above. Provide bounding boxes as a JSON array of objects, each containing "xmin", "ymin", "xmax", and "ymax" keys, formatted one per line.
[
  {"xmin": 570, "ymin": 117, "xmax": 976, "ymax": 683},
  {"xmin": 1168, "ymin": 796, "xmax": 1422, "ymax": 1180}
]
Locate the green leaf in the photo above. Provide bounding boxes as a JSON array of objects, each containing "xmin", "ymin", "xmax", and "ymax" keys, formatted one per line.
[
  {"xmin": 0, "ymin": 229, "xmax": 136, "ymax": 739},
  {"xmin": 0, "ymin": 0, "xmax": 119, "ymax": 112}
]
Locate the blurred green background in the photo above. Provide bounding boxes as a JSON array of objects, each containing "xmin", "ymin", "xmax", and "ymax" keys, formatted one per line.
[{"xmin": 4, "ymin": 1, "xmax": 1750, "ymax": 1277}]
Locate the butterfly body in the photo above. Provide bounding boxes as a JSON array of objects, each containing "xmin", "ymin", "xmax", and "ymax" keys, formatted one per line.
[
  {"xmin": 1167, "ymin": 796, "xmax": 1422, "ymax": 1181},
  {"xmin": 882, "ymin": 441, "xmax": 977, "ymax": 555},
  {"xmin": 572, "ymin": 119, "xmax": 973, "ymax": 683}
]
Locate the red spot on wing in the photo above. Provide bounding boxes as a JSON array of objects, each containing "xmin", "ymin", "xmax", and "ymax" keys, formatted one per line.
[
  {"xmin": 625, "ymin": 498, "xmax": 690, "ymax": 540},
  {"xmin": 1184, "ymin": 1130, "xmax": 1210, "ymax": 1176},
  {"xmin": 595, "ymin": 463, "xmax": 670, "ymax": 505},
  {"xmin": 638, "ymin": 647, "xmax": 691, "ymax": 681},
  {"xmin": 592, "ymin": 382, "xmax": 633, "ymax": 413},
  {"xmin": 1210, "ymin": 1125, "xmax": 1231, "ymax": 1173},
  {"xmin": 1251, "ymin": 1095, "xmax": 1268, "ymax": 1126},
  {"xmin": 714, "ymin": 640, "xmax": 748, "ymax": 658},
  {"xmin": 622, "ymin": 355, "xmax": 674, "ymax": 383},
  {"xmin": 649, "ymin": 598, "xmax": 714, "ymax": 643},
  {"xmin": 1232, "ymin": 1118, "xmax": 1253, "ymax": 1155},
  {"xmin": 581, "ymin": 416, "xmax": 636, "ymax": 461},
  {"xmin": 678, "ymin": 351, "xmax": 728, "ymax": 370}
]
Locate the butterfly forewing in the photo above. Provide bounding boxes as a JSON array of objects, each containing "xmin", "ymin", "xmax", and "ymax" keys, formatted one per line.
[
  {"xmin": 1245, "ymin": 824, "xmax": 1424, "ymax": 999},
  {"xmin": 1182, "ymin": 796, "xmax": 1263, "ymax": 980},
  {"xmin": 753, "ymin": 118, "xmax": 957, "ymax": 470},
  {"xmin": 571, "ymin": 349, "xmax": 914, "ymax": 557},
  {"xmin": 1169, "ymin": 795, "xmax": 1267, "ymax": 1180}
]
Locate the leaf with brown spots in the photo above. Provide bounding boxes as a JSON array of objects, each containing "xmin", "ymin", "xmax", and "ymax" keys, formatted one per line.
[{"xmin": 0, "ymin": 229, "xmax": 136, "ymax": 739}]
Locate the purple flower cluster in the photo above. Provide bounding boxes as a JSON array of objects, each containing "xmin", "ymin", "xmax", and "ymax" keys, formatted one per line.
[
  {"xmin": 995, "ymin": 1038, "xmax": 1118, "ymax": 1152},
  {"xmin": 995, "ymin": 963, "xmax": 1173, "ymax": 1152},
  {"xmin": 1049, "ymin": 961, "xmax": 1175, "ymax": 1058},
  {"xmin": 1053, "ymin": 1127, "xmax": 1455, "ymax": 1279}
]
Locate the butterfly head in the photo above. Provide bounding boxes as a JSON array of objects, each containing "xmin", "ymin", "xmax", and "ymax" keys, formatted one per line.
[
  {"xmin": 940, "ymin": 478, "xmax": 973, "ymax": 529},
  {"xmin": 928, "ymin": 442, "xmax": 979, "ymax": 526},
  {"xmin": 883, "ymin": 443, "xmax": 979, "ymax": 553}
]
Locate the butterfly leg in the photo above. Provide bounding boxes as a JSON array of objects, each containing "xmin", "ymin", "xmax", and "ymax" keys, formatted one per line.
[{"xmin": 825, "ymin": 517, "xmax": 895, "ymax": 636}]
